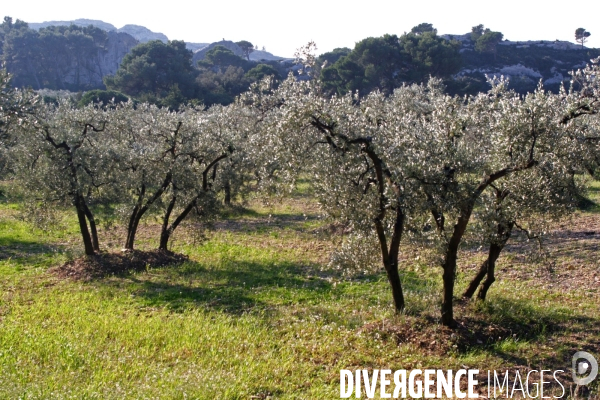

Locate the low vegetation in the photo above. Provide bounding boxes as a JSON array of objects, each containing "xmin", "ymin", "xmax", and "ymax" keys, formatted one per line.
[{"xmin": 0, "ymin": 182, "xmax": 599, "ymax": 398}]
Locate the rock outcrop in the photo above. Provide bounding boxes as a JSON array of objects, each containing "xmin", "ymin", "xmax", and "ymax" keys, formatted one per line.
[
  {"xmin": 47, "ymin": 31, "xmax": 139, "ymax": 89},
  {"xmin": 192, "ymin": 40, "xmax": 244, "ymax": 65},
  {"xmin": 97, "ymin": 31, "xmax": 140, "ymax": 80},
  {"xmin": 249, "ymin": 49, "xmax": 286, "ymax": 61},
  {"xmin": 186, "ymin": 42, "xmax": 210, "ymax": 52},
  {"xmin": 117, "ymin": 25, "xmax": 168, "ymax": 43},
  {"xmin": 441, "ymin": 32, "xmax": 598, "ymax": 92},
  {"xmin": 192, "ymin": 40, "xmax": 285, "ymax": 64}
]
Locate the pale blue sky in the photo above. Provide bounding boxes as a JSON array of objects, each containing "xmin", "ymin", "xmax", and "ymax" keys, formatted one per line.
[{"xmin": 3, "ymin": 0, "xmax": 599, "ymax": 57}]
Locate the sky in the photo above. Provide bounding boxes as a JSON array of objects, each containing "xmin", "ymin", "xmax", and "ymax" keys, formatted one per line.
[{"xmin": 2, "ymin": 0, "xmax": 599, "ymax": 58}]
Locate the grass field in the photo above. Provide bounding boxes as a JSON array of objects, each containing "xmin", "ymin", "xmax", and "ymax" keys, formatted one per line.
[{"xmin": 0, "ymin": 182, "xmax": 599, "ymax": 399}]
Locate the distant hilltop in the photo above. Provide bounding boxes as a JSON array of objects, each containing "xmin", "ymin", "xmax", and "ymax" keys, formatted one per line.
[
  {"xmin": 28, "ymin": 18, "xmax": 168, "ymax": 43},
  {"xmin": 25, "ymin": 18, "xmax": 283, "ymax": 61},
  {"xmin": 441, "ymin": 33, "xmax": 583, "ymax": 51}
]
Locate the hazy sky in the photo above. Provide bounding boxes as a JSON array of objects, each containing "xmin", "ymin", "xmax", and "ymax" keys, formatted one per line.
[{"xmin": 3, "ymin": 0, "xmax": 599, "ymax": 57}]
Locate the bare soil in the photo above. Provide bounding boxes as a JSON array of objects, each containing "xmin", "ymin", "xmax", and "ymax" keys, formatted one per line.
[{"xmin": 50, "ymin": 250, "xmax": 187, "ymax": 281}]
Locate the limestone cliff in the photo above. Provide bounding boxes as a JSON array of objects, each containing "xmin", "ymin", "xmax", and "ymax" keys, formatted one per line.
[
  {"xmin": 117, "ymin": 25, "xmax": 168, "ymax": 43},
  {"xmin": 49, "ymin": 31, "xmax": 139, "ymax": 89}
]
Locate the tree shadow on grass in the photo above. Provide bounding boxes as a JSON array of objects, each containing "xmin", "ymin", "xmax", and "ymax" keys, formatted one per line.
[
  {"xmin": 0, "ymin": 237, "xmax": 63, "ymax": 261},
  {"xmin": 456, "ymin": 297, "xmax": 600, "ymax": 395},
  {"xmin": 456, "ymin": 297, "xmax": 600, "ymax": 366},
  {"xmin": 111, "ymin": 260, "xmax": 438, "ymax": 319},
  {"xmin": 115, "ymin": 259, "xmax": 338, "ymax": 315},
  {"xmin": 127, "ymin": 277, "xmax": 263, "ymax": 314},
  {"xmin": 363, "ymin": 295, "xmax": 599, "ymax": 378}
]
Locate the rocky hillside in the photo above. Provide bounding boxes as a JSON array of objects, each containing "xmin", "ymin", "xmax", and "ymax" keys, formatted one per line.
[
  {"xmin": 4, "ymin": 17, "xmax": 599, "ymax": 96},
  {"xmin": 28, "ymin": 19, "xmax": 167, "ymax": 43},
  {"xmin": 192, "ymin": 40, "xmax": 286, "ymax": 65},
  {"xmin": 1, "ymin": 18, "xmax": 139, "ymax": 90},
  {"xmin": 117, "ymin": 25, "xmax": 167, "ymax": 43},
  {"xmin": 442, "ymin": 33, "xmax": 599, "ymax": 94}
]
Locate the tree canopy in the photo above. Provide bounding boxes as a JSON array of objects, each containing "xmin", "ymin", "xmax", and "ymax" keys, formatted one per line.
[
  {"xmin": 235, "ymin": 40, "xmax": 254, "ymax": 60},
  {"xmin": 575, "ymin": 28, "xmax": 591, "ymax": 48},
  {"xmin": 471, "ymin": 25, "xmax": 504, "ymax": 60},
  {"xmin": 104, "ymin": 40, "xmax": 197, "ymax": 107},
  {"xmin": 410, "ymin": 23, "xmax": 437, "ymax": 35},
  {"xmin": 77, "ymin": 89, "xmax": 129, "ymax": 108},
  {"xmin": 202, "ymin": 46, "xmax": 248, "ymax": 70},
  {"xmin": 319, "ymin": 26, "xmax": 461, "ymax": 96}
]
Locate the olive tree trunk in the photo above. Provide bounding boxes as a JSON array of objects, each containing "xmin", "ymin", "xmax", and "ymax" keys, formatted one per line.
[
  {"xmin": 463, "ymin": 222, "xmax": 513, "ymax": 301},
  {"xmin": 124, "ymin": 173, "xmax": 172, "ymax": 250},
  {"xmin": 74, "ymin": 195, "xmax": 95, "ymax": 256}
]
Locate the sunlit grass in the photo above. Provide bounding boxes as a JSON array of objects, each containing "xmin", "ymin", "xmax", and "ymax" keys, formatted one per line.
[{"xmin": 0, "ymin": 183, "xmax": 598, "ymax": 398}]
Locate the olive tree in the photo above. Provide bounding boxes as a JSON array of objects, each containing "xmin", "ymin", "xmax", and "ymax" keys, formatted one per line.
[
  {"xmin": 107, "ymin": 101, "xmax": 255, "ymax": 252},
  {"xmin": 247, "ymin": 73, "xmax": 443, "ymax": 313},
  {"xmin": 564, "ymin": 57, "xmax": 600, "ymax": 175},
  {"xmin": 102, "ymin": 102, "xmax": 179, "ymax": 250},
  {"xmin": 463, "ymin": 164, "xmax": 583, "ymax": 301},
  {"xmin": 12, "ymin": 101, "xmax": 112, "ymax": 255},
  {"xmin": 408, "ymin": 80, "xmax": 585, "ymax": 326},
  {"xmin": 155, "ymin": 104, "xmax": 239, "ymax": 252},
  {"xmin": 463, "ymin": 60, "xmax": 600, "ymax": 301}
]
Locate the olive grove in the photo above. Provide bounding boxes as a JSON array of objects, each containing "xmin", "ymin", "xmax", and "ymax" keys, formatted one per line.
[
  {"xmin": 247, "ymin": 54, "xmax": 600, "ymax": 326},
  {"xmin": 9, "ymin": 97, "xmax": 257, "ymax": 255},
  {"xmin": 3, "ymin": 54, "xmax": 600, "ymax": 327}
]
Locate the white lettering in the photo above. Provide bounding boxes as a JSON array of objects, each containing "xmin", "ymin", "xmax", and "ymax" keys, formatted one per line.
[
  {"xmin": 393, "ymin": 370, "xmax": 406, "ymax": 398},
  {"xmin": 364, "ymin": 369, "xmax": 378, "ymax": 399},
  {"xmin": 553, "ymin": 370, "xmax": 565, "ymax": 399},
  {"xmin": 468, "ymin": 369, "xmax": 479, "ymax": 398},
  {"xmin": 494, "ymin": 370, "xmax": 510, "ymax": 398},
  {"xmin": 540, "ymin": 370, "xmax": 551, "ymax": 399},
  {"xmin": 341, "ymin": 370, "xmax": 353, "ymax": 398},
  {"xmin": 455, "ymin": 369, "xmax": 467, "ymax": 398},
  {"xmin": 511, "ymin": 370, "xmax": 525, "ymax": 398},
  {"xmin": 380, "ymin": 369, "xmax": 391, "ymax": 398},
  {"xmin": 526, "ymin": 370, "xmax": 539, "ymax": 398},
  {"xmin": 409, "ymin": 369, "xmax": 423, "ymax": 398},
  {"xmin": 424, "ymin": 370, "xmax": 435, "ymax": 398},
  {"xmin": 438, "ymin": 370, "xmax": 453, "ymax": 398}
]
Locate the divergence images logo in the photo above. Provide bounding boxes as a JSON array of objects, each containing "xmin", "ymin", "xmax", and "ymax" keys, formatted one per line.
[{"xmin": 572, "ymin": 351, "xmax": 598, "ymax": 386}]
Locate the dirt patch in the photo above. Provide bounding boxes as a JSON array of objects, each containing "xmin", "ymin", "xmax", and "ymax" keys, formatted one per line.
[
  {"xmin": 359, "ymin": 315, "xmax": 516, "ymax": 356},
  {"xmin": 50, "ymin": 250, "xmax": 188, "ymax": 281}
]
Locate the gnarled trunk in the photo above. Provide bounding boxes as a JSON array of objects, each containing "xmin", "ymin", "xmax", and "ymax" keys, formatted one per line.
[
  {"xmin": 384, "ymin": 260, "xmax": 405, "ymax": 312},
  {"xmin": 74, "ymin": 195, "xmax": 95, "ymax": 256},
  {"xmin": 159, "ymin": 196, "xmax": 198, "ymax": 252},
  {"xmin": 124, "ymin": 173, "xmax": 172, "ymax": 250},
  {"xmin": 224, "ymin": 180, "xmax": 231, "ymax": 206},
  {"xmin": 81, "ymin": 200, "xmax": 99, "ymax": 252},
  {"xmin": 375, "ymin": 206, "xmax": 406, "ymax": 312},
  {"xmin": 463, "ymin": 259, "xmax": 489, "ymax": 299},
  {"xmin": 440, "ymin": 204, "xmax": 474, "ymax": 328},
  {"xmin": 463, "ymin": 222, "xmax": 513, "ymax": 301}
]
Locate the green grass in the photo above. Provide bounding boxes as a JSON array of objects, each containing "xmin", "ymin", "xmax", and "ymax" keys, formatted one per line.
[{"xmin": 0, "ymin": 188, "xmax": 599, "ymax": 398}]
